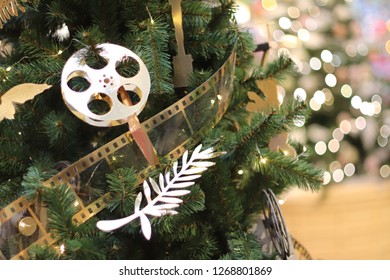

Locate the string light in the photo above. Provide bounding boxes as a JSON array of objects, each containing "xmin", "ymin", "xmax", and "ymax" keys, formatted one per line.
[
  {"xmin": 380, "ymin": 165, "xmax": 390, "ymax": 178},
  {"xmin": 60, "ymin": 244, "xmax": 65, "ymax": 254},
  {"xmin": 332, "ymin": 169, "xmax": 344, "ymax": 183},
  {"xmin": 323, "ymin": 171, "xmax": 331, "ymax": 185},
  {"xmin": 325, "ymin": 74, "xmax": 337, "ymax": 87},
  {"xmin": 237, "ymin": 169, "xmax": 244, "ymax": 175},
  {"xmin": 344, "ymin": 163, "xmax": 356, "ymax": 177},
  {"xmin": 320, "ymin": 50, "xmax": 333, "ymax": 63},
  {"xmin": 341, "ymin": 84, "xmax": 353, "ymax": 98},
  {"xmin": 309, "ymin": 57, "xmax": 321, "ymax": 70},
  {"xmin": 260, "ymin": 157, "xmax": 268, "ymax": 164},
  {"xmin": 314, "ymin": 141, "xmax": 327, "ymax": 155}
]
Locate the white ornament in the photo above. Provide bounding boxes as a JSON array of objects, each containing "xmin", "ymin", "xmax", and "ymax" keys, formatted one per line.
[
  {"xmin": 61, "ymin": 43, "xmax": 151, "ymax": 127},
  {"xmin": 97, "ymin": 144, "xmax": 222, "ymax": 240}
]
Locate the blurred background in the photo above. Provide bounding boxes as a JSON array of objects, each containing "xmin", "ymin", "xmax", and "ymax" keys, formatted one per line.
[{"xmin": 234, "ymin": 0, "xmax": 390, "ymax": 259}]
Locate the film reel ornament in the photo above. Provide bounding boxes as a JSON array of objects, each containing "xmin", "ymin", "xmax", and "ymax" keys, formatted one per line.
[
  {"xmin": 61, "ymin": 43, "xmax": 159, "ymax": 165},
  {"xmin": 61, "ymin": 43, "xmax": 150, "ymax": 127}
]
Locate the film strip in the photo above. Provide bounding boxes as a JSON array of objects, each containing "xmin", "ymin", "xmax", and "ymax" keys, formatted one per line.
[{"xmin": 0, "ymin": 50, "xmax": 236, "ymax": 260}]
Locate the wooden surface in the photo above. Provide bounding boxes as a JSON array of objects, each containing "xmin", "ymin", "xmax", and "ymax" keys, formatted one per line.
[{"xmin": 281, "ymin": 177, "xmax": 390, "ymax": 260}]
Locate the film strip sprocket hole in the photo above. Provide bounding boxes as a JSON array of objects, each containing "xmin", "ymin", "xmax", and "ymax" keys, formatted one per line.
[
  {"xmin": 0, "ymin": 50, "xmax": 236, "ymax": 260},
  {"xmin": 261, "ymin": 189, "xmax": 291, "ymax": 260}
]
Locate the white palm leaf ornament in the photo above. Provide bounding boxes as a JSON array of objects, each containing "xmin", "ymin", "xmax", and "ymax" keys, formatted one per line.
[{"xmin": 97, "ymin": 144, "xmax": 221, "ymax": 240}]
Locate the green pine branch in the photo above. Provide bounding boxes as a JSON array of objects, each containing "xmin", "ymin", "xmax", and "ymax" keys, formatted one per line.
[{"xmin": 250, "ymin": 148, "xmax": 324, "ymax": 191}]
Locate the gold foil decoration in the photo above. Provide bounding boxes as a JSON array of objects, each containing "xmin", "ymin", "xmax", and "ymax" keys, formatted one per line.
[
  {"xmin": 17, "ymin": 217, "xmax": 37, "ymax": 237},
  {"xmin": 246, "ymin": 79, "xmax": 296, "ymax": 156},
  {"xmin": 0, "ymin": 83, "xmax": 52, "ymax": 121},
  {"xmin": 0, "ymin": 0, "xmax": 25, "ymax": 28},
  {"xmin": 169, "ymin": 0, "xmax": 193, "ymax": 88}
]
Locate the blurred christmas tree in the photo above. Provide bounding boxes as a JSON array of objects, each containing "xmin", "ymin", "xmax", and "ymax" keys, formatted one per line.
[
  {"xmin": 242, "ymin": 0, "xmax": 389, "ymax": 185},
  {"xmin": 0, "ymin": 0, "xmax": 322, "ymax": 260}
]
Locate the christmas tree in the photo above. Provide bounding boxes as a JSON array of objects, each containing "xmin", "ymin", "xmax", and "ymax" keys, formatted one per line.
[{"xmin": 0, "ymin": 0, "xmax": 322, "ymax": 260}]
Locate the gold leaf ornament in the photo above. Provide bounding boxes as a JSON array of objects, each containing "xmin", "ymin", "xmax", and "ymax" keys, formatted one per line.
[
  {"xmin": 0, "ymin": 0, "xmax": 26, "ymax": 28},
  {"xmin": 246, "ymin": 79, "xmax": 296, "ymax": 157},
  {"xmin": 0, "ymin": 83, "xmax": 52, "ymax": 121}
]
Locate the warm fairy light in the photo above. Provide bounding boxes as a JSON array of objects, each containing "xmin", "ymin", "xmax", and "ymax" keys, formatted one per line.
[
  {"xmin": 323, "ymin": 63, "xmax": 335, "ymax": 74},
  {"xmin": 288, "ymin": 6, "xmax": 300, "ymax": 18},
  {"xmin": 331, "ymin": 54, "xmax": 341, "ymax": 67},
  {"xmin": 360, "ymin": 102, "xmax": 375, "ymax": 116},
  {"xmin": 357, "ymin": 43, "xmax": 368, "ymax": 56},
  {"xmin": 344, "ymin": 163, "xmax": 356, "ymax": 177},
  {"xmin": 309, "ymin": 98, "xmax": 321, "ymax": 111},
  {"xmin": 373, "ymin": 101, "xmax": 382, "ymax": 115},
  {"xmin": 217, "ymin": 94, "xmax": 222, "ymax": 100},
  {"xmin": 261, "ymin": 0, "xmax": 277, "ymax": 11},
  {"xmin": 291, "ymin": 20, "xmax": 303, "ymax": 32},
  {"xmin": 260, "ymin": 157, "xmax": 268, "ymax": 164},
  {"xmin": 328, "ymin": 139, "xmax": 340, "ymax": 153},
  {"xmin": 278, "ymin": 199, "xmax": 285, "ymax": 205},
  {"xmin": 237, "ymin": 169, "xmax": 244, "ymax": 175},
  {"xmin": 371, "ymin": 94, "xmax": 382, "ymax": 104},
  {"xmin": 314, "ymin": 141, "xmax": 327, "ymax": 155},
  {"xmin": 309, "ymin": 57, "xmax": 321, "ymax": 70},
  {"xmin": 355, "ymin": 116, "xmax": 367, "ymax": 130},
  {"xmin": 74, "ymin": 200, "xmax": 79, "ymax": 207},
  {"xmin": 273, "ymin": 30, "xmax": 285, "ymax": 42},
  {"xmin": 340, "ymin": 120, "xmax": 352, "ymax": 134},
  {"xmin": 323, "ymin": 171, "xmax": 331, "ymax": 185},
  {"xmin": 235, "ymin": 1, "xmax": 251, "ymax": 24},
  {"xmin": 293, "ymin": 115, "xmax": 305, "ymax": 127},
  {"xmin": 380, "ymin": 165, "xmax": 390, "ymax": 178},
  {"xmin": 305, "ymin": 18, "xmax": 318, "ymax": 31},
  {"xmin": 323, "ymin": 88, "xmax": 334, "ymax": 106},
  {"xmin": 294, "ymin": 88, "xmax": 307, "ymax": 101},
  {"xmin": 325, "ymin": 74, "xmax": 337, "ymax": 87},
  {"xmin": 385, "ymin": 40, "xmax": 390, "ymax": 55},
  {"xmin": 210, "ymin": 99, "xmax": 215, "ymax": 105},
  {"xmin": 57, "ymin": 50, "xmax": 63, "ymax": 55},
  {"xmin": 308, "ymin": 6, "xmax": 320, "ymax": 17},
  {"xmin": 377, "ymin": 136, "xmax": 388, "ymax": 147},
  {"xmin": 298, "ymin": 28, "xmax": 310, "ymax": 41},
  {"xmin": 279, "ymin": 17, "xmax": 292, "ymax": 29},
  {"xmin": 332, "ymin": 169, "xmax": 344, "ymax": 183},
  {"xmin": 321, "ymin": 50, "xmax": 333, "ymax": 63},
  {"xmin": 6, "ymin": 66, "xmax": 11, "ymax": 71},
  {"xmin": 283, "ymin": 150, "xmax": 289, "ymax": 156},
  {"xmin": 18, "ymin": 131, "xmax": 22, "ymax": 135},
  {"xmin": 341, "ymin": 84, "xmax": 353, "ymax": 98},
  {"xmin": 333, "ymin": 128, "xmax": 344, "ymax": 141},
  {"xmin": 313, "ymin": 90, "xmax": 326, "ymax": 105},
  {"xmin": 329, "ymin": 161, "xmax": 341, "ymax": 173},
  {"xmin": 346, "ymin": 44, "xmax": 357, "ymax": 57},
  {"xmin": 283, "ymin": 35, "xmax": 300, "ymax": 48},
  {"xmin": 351, "ymin": 95, "xmax": 362, "ymax": 109},
  {"xmin": 380, "ymin": 125, "xmax": 390, "ymax": 138},
  {"xmin": 60, "ymin": 244, "xmax": 65, "ymax": 254}
]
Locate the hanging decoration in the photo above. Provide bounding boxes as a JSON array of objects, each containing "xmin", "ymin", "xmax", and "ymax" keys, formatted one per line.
[
  {"xmin": 97, "ymin": 144, "xmax": 221, "ymax": 239},
  {"xmin": 0, "ymin": 83, "xmax": 52, "ymax": 121},
  {"xmin": 169, "ymin": 0, "xmax": 194, "ymax": 88}
]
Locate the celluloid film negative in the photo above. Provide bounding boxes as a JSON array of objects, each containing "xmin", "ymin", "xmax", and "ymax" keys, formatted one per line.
[{"xmin": 0, "ymin": 51, "xmax": 236, "ymax": 260}]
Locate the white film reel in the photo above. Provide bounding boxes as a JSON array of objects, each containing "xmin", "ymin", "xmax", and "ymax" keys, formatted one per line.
[{"xmin": 61, "ymin": 43, "xmax": 151, "ymax": 127}]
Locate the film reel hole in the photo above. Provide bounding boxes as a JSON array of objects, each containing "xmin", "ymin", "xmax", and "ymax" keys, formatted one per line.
[
  {"xmin": 117, "ymin": 85, "xmax": 141, "ymax": 106},
  {"xmin": 67, "ymin": 72, "xmax": 90, "ymax": 92},
  {"xmin": 116, "ymin": 56, "xmax": 140, "ymax": 78},
  {"xmin": 87, "ymin": 93, "xmax": 112, "ymax": 115},
  {"xmin": 85, "ymin": 50, "xmax": 108, "ymax": 70}
]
